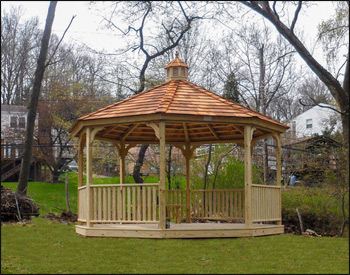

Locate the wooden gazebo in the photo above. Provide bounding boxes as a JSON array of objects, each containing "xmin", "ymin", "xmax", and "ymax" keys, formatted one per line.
[{"xmin": 70, "ymin": 53, "xmax": 289, "ymax": 238}]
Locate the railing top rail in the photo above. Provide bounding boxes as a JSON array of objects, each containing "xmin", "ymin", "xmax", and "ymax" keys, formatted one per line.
[
  {"xmin": 78, "ymin": 186, "xmax": 87, "ymax": 190},
  {"xmin": 90, "ymin": 183, "xmax": 159, "ymax": 188},
  {"xmin": 251, "ymin": 184, "xmax": 281, "ymax": 189},
  {"xmin": 191, "ymin": 189, "xmax": 244, "ymax": 192}
]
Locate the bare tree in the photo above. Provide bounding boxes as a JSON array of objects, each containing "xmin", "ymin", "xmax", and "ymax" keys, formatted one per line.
[
  {"xmin": 218, "ymin": 23, "xmax": 298, "ymax": 182},
  {"xmin": 240, "ymin": 1, "xmax": 349, "ymax": 179},
  {"xmin": 1, "ymin": 6, "xmax": 40, "ymax": 105},
  {"xmin": 17, "ymin": 1, "xmax": 57, "ymax": 195},
  {"xmin": 96, "ymin": 1, "xmax": 209, "ymax": 183}
]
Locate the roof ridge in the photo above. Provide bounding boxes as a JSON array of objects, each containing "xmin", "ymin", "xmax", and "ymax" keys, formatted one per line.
[
  {"xmin": 79, "ymin": 82, "xmax": 170, "ymax": 121},
  {"xmin": 155, "ymin": 80, "xmax": 180, "ymax": 113}
]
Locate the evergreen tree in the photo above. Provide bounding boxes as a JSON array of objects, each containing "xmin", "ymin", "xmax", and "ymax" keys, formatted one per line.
[{"xmin": 223, "ymin": 72, "xmax": 240, "ymax": 103}]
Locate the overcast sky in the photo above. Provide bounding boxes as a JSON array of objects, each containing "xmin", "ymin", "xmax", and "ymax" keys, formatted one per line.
[{"xmin": 1, "ymin": 1, "xmax": 343, "ymax": 71}]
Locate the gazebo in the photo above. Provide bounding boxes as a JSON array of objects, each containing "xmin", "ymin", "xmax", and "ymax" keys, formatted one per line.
[{"xmin": 70, "ymin": 53, "xmax": 289, "ymax": 238}]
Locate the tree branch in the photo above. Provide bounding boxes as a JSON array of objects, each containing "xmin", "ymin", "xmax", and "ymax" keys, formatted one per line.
[
  {"xmin": 290, "ymin": 1, "xmax": 302, "ymax": 33},
  {"xmin": 45, "ymin": 15, "xmax": 76, "ymax": 67}
]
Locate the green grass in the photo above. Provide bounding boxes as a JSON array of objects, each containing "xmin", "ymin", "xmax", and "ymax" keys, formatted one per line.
[
  {"xmin": 1, "ymin": 173, "xmax": 349, "ymax": 274},
  {"xmin": 1, "ymin": 172, "xmax": 160, "ymax": 215},
  {"xmin": 1, "ymin": 217, "xmax": 349, "ymax": 274},
  {"xmin": 2, "ymin": 173, "xmax": 79, "ymax": 215}
]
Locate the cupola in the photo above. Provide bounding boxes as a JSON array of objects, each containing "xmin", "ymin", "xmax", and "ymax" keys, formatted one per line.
[{"xmin": 165, "ymin": 52, "xmax": 189, "ymax": 81}]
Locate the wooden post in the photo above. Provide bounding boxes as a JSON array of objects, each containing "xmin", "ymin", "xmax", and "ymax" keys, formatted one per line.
[
  {"xmin": 77, "ymin": 133, "xmax": 84, "ymax": 222},
  {"xmin": 244, "ymin": 125, "xmax": 253, "ymax": 228},
  {"xmin": 86, "ymin": 127, "xmax": 92, "ymax": 227},
  {"xmin": 78, "ymin": 133, "xmax": 85, "ymax": 188},
  {"xmin": 274, "ymin": 133, "xmax": 282, "ymax": 225},
  {"xmin": 185, "ymin": 143, "xmax": 191, "ymax": 223},
  {"xmin": 275, "ymin": 134, "xmax": 282, "ymax": 187},
  {"xmin": 119, "ymin": 141, "xmax": 126, "ymax": 185},
  {"xmin": 159, "ymin": 121, "xmax": 166, "ymax": 229}
]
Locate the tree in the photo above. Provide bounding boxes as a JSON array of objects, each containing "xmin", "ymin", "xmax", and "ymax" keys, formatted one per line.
[
  {"xmin": 239, "ymin": 1, "xmax": 349, "ymax": 180},
  {"xmin": 35, "ymin": 40, "xmax": 115, "ymax": 182},
  {"xmin": 218, "ymin": 23, "xmax": 297, "ymax": 182},
  {"xmin": 223, "ymin": 72, "xmax": 240, "ymax": 103},
  {"xmin": 17, "ymin": 1, "xmax": 57, "ymax": 195},
  {"xmin": 1, "ymin": 6, "xmax": 40, "ymax": 105},
  {"xmin": 96, "ymin": 1, "xmax": 209, "ymax": 183}
]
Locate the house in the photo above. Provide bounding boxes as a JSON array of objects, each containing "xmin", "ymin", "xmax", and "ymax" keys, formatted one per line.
[
  {"xmin": 288, "ymin": 103, "xmax": 342, "ymax": 138},
  {"xmin": 1, "ymin": 104, "xmax": 32, "ymax": 158},
  {"xmin": 280, "ymin": 103, "xmax": 343, "ymax": 186},
  {"xmin": 1, "ymin": 104, "xmax": 43, "ymax": 182}
]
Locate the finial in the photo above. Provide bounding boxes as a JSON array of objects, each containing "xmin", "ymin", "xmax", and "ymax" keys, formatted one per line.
[{"xmin": 175, "ymin": 51, "xmax": 179, "ymax": 58}]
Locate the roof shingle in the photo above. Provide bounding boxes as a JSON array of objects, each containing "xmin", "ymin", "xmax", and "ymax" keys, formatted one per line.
[{"xmin": 77, "ymin": 80, "xmax": 287, "ymax": 129}]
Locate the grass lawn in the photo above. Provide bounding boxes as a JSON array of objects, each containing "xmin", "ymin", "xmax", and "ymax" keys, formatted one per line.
[
  {"xmin": 1, "ymin": 172, "xmax": 349, "ymax": 274},
  {"xmin": 1, "ymin": 217, "xmax": 349, "ymax": 274}
]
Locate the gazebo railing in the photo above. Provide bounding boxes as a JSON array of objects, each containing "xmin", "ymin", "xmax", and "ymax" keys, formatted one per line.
[
  {"xmin": 191, "ymin": 189, "xmax": 245, "ymax": 221},
  {"xmin": 78, "ymin": 185, "xmax": 87, "ymax": 221},
  {"xmin": 251, "ymin": 184, "xmax": 281, "ymax": 223},
  {"xmin": 166, "ymin": 189, "xmax": 186, "ymax": 223},
  {"xmin": 78, "ymin": 183, "xmax": 159, "ymax": 224},
  {"xmin": 78, "ymin": 184, "xmax": 281, "ymax": 225}
]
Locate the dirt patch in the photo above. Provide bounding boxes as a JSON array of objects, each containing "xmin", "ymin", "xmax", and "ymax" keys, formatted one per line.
[{"xmin": 42, "ymin": 210, "xmax": 77, "ymax": 224}]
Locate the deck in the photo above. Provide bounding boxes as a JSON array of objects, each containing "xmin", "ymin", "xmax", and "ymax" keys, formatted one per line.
[{"xmin": 76, "ymin": 222, "xmax": 284, "ymax": 238}]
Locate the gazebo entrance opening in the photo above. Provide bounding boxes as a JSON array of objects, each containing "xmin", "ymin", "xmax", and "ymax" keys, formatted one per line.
[{"xmin": 72, "ymin": 54, "xmax": 288, "ymax": 238}]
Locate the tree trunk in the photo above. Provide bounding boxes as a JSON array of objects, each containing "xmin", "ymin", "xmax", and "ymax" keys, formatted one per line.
[
  {"xmin": 167, "ymin": 145, "xmax": 173, "ymax": 190},
  {"xmin": 17, "ymin": 1, "xmax": 57, "ymax": 195},
  {"xmin": 203, "ymin": 145, "xmax": 213, "ymax": 190},
  {"xmin": 259, "ymin": 45, "xmax": 269, "ymax": 183},
  {"xmin": 52, "ymin": 170, "xmax": 61, "ymax": 183},
  {"xmin": 133, "ymin": 144, "xmax": 148, "ymax": 183}
]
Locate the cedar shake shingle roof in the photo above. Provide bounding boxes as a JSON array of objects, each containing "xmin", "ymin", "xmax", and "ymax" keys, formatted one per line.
[
  {"xmin": 71, "ymin": 54, "xmax": 289, "ymax": 142},
  {"xmin": 78, "ymin": 80, "xmax": 287, "ymax": 129}
]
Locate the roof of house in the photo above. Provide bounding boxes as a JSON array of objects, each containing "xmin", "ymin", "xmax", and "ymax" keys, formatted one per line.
[
  {"xmin": 1, "ymin": 104, "xmax": 27, "ymax": 113},
  {"xmin": 284, "ymin": 135, "xmax": 341, "ymax": 149}
]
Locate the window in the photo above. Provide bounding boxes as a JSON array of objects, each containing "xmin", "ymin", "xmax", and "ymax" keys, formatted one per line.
[
  {"xmin": 173, "ymin": 67, "xmax": 178, "ymax": 76},
  {"xmin": 19, "ymin": 117, "xmax": 25, "ymax": 128},
  {"xmin": 306, "ymin": 119, "xmax": 312, "ymax": 129},
  {"xmin": 291, "ymin": 121, "xmax": 296, "ymax": 132},
  {"xmin": 10, "ymin": 116, "xmax": 17, "ymax": 128},
  {"xmin": 181, "ymin": 67, "xmax": 185, "ymax": 76}
]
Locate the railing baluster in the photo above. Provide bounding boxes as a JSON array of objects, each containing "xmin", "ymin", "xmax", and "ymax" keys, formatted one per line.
[
  {"xmin": 112, "ymin": 187, "xmax": 116, "ymax": 220},
  {"xmin": 127, "ymin": 186, "xmax": 131, "ymax": 221},
  {"xmin": 132, "ymin": 187, "xmax": 136, "ymax": 221},
  {"xmin": 107, "ymin": 187, "xmax": 111, "ymax": 221}
]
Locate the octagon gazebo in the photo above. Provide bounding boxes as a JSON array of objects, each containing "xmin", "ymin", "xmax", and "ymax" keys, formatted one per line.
[{"xmin": 70, "ymin": 53, "xmax": 289, "ymax": 238}]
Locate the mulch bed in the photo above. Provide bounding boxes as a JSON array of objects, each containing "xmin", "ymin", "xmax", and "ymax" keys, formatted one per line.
[{"xmin": 1, "ymin": 185, "xmax": 40, "ymax": 224}]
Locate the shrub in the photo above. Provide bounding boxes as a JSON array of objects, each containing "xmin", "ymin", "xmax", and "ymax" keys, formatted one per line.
[{"xmin": 282, "ymin": 186, "xmax": 349, "ymax": 236}]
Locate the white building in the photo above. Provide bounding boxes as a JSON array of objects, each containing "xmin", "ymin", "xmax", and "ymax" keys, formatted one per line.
[
  {"xmin": 289, "ymin": 103, "xmax": 342, "ymax": 138},
  {"xmin": 1, "ymin": 104, "xmax": 39, "ymax": 158}
]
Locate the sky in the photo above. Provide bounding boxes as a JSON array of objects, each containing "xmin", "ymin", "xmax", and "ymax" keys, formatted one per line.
[
  {"xmin": 1, "ymin": 1, "xmax": 125, "ymax": 52},
  {"xmin": 1, "ymin": 1, "xmax": 343, "ymax": 70}
]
